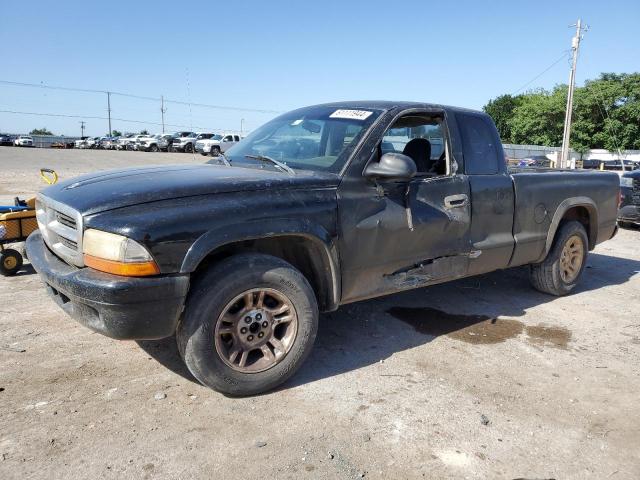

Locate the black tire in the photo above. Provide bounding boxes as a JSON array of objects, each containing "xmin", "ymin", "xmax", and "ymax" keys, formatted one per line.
[
  {"xmin": 150, "ymin": 144, "xmax": 159, "ymax": 152},
  {"xmin": 177, "ymin": 253, "xmax": 318, "ymax": 396},
  {"xmin": 0, "ymin": 249, "xmax": 23, "ymax": 276},
  {"xmin": 211, "ymin": 146, "xmax": 221, "ymax": 157},
  {"xmin": 529, "ymin": 221, "xmax": 588, "ymax": 296},
  {"xmin": 184, "ymin": 143, "xmax": 193, "ymax": 153}
]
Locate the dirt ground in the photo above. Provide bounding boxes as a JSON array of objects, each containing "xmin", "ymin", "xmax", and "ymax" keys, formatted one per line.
[{"xmin": 1, "ymin": 146, "xmax": 639, "ymax": 479}]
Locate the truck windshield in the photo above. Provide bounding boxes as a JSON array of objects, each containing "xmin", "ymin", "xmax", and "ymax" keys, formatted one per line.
[{"xmin": 222, "ymin": 106, "xmax": 382, "ymax": 173}]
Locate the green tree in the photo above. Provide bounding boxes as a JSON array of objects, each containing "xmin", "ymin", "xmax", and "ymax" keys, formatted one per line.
[
  {"xmin": 483, "ymin": 94, "xmax": 520, "ymax": 143},
  {"xmin": 111, "ymin": 130, "xmax": 122, "ymax": 137},
  {"xmin": 139, "ymin": 129, "xmax": 149, "ymax": 135},
  {"xmin": 588, "ymin": 73, "xmax": 640, "ymax": 151},
  {"xmin": 484, "ymin": 72, "xmax": 640, "ymax": 151},
  {"xmin": 508, "ymin": 87, "xmax": 566, "ymax": 146},
  {"xmin": 29, "ymin": 127, "xmax": 53, "ymax": 135}
]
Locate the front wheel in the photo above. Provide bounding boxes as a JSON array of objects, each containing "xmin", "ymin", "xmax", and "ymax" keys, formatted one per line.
[
  {"xmin": 211, "ymin": 146, "xmax": 221, "ymax": 157},
  {"xmin": 184, "ymin": 143, "xmax": 193, "ymax": 153},
  {"xmin": 177, "ymin": 253, "xmax": 318, "ymax": 396},
  {"xmin": 150, "ymin": 144, "xmax": 159, "ymax": 152},
  {"xmin": 0, "ymin": 249, "xmax": 23, "ymax": 276},
  {"xmin": 530, "ymin": 221, "xmax": 588, "ymax": 296}
]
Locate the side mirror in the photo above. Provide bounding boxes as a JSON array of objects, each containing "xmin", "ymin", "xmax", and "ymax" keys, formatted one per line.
[{"xmin": 364, "ymin": 152, "xmax": 417, "ymax": 181}]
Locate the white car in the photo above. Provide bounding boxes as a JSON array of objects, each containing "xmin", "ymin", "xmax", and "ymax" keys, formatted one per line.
[
  {"xmin": 118, "ymin": 134, "xmax": 147, "ymax": 150},
  {"xmin": 86, "ymin": 137, "xmax": 100, "ymax": 149},
  {"xmin": 137, "ymin": 134, "xmax": 163, "ymax": 152},
  {"xmin": 74, "ymin": 137, "xmax": 92, "ymax": 149},
  {"xmin": 14, "ymin": 135, "xmax": 34, "ymax": 147},
  {"xmin": 195, "ymin": 133, "xmax": 242, "ymax": 156},
  {"xmin": 172, "ymin": 132, "xmax": 216, "ymax": 153}
]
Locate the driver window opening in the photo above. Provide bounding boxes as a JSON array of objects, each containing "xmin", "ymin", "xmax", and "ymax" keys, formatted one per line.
[{"xmin": 380, "ymin": 115, "xmax": 450, "ymax": 176}]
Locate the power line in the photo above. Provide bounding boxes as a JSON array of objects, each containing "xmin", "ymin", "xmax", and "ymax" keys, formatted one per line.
[
  {"xmin": 594, "ymin": 89, "xmax": 625, "ymax": 162},
  {"xmin": 0, "ymin": 109, "xmax": 224, "ymax": 131},
  {"xmin": 512, "ymin": 51, "xmax": 571, "ymax": 95},
  {"xmin": 0, "ymin": 79, "xmax": 281, "ymax": 114}
]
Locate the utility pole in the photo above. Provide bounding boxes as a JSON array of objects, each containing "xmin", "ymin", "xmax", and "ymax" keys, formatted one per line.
[
  {"xmin": 79, "ymin": 121, "xmax": 85, "ymax": 138},
  {"xmin": 240, "ymin": 118, "xmax": 245, "ymax": 136},
  {"xmin": 161, "ymin": 95, "xmax": 167, "ymax": 133},
  {"xmin": 559, "ymin": 19, "xmax": 587, "ymax": 169},
  {"xmin": 106, "ymin": 91, "xmax": 112, "ymax": 136}
]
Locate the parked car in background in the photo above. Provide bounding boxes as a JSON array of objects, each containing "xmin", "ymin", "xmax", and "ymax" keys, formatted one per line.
[
  {"xmin": 172, "ymin": 132, "xmax": 217, "ymax": 153},
  {"xmin": 137, "ymin": 134, "xmax": 164, "ymax": 152},
  {"xmin": 170, "ymin": 132, "xmax": 201, "ymax": 153},
  {"xmin": 195, "ymin": 133, "xmax": 241, "ymax": 156},
  {"xmin": 86, "ymin": 137, "xmax": 100, "ymax": 149},
  {"xmin": 74, "ymin": 137, "xmax": 90, "ymax": 149},
  {"xmin": 117, "ymin": 134, "xmax": 138, "ymax": 150},
  {"xmin": 116, "ymin": 134, "xmax": 147, "ymax": 150},
  {"xmin": 156, "ymin": 134, "xmax": 175, "ymax": 152},
  {"xmin": 98, "ymin": 137, "xmax": 116, "ymax": 149},
  {"xmin": 162, "ymin": 131, "xmax": 193, "ymax": 152},
  {"xmin": 126, "ymin": 135, "xmax": 148, "ymax": 151},
  {"xmin": 517, "ymin": 155, "xmax": 552, "ymax": 168},
  {"xmin": 133, "ymin": 134, "xmax": 155, "ymax": 151},
  {"xmin": 583, "ymin": 159, "xmax": 639, "ymax": 171},
  {"xmin": 14, "ymin": 136, "xmax": 34, "ymax": 147},
  {"xmin": 618, "ymin": 170, "xmax": 640, "ymax": 228},
  {"xmin": 0, "ymin": 134, "xmax": 16, "ymax": 146}
]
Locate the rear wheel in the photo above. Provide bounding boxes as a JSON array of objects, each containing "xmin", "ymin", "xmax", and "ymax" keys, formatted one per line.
[
  {"xmin": 530, "ymin": 221, "xmax": 588, "ymax": 296},
  {"xmin": 177, "ymin": 253, "xmax": 318, "ymax": 396},
  {"xmin": 0, "ymin": 249, "xmax": 23, "ymax": 276}
]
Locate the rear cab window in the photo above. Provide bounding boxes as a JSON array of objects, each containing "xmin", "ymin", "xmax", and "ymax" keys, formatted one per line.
[{"xmin": 456, "ymin": 113, "xmax": 502, "ymax": 175}]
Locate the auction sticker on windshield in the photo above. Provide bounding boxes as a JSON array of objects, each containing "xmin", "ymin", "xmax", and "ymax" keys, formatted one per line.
[{"xmin": 329, "ymin": 109, "xmax": 373, "ymax": 120}]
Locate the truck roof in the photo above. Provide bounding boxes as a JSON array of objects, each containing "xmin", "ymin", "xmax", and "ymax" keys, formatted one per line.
[{"xmin": 304, "ymin": 100, "xmax": 483, "ymax": 115}]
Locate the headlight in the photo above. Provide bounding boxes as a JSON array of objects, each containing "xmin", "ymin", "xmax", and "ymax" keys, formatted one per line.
[
  {"xmin": 620, "ymin": 177, "xmax": 633, "ymax": 188},
  {"xmin": 82, "ymin": 229, "xmax": 159, "ymax": 276}
]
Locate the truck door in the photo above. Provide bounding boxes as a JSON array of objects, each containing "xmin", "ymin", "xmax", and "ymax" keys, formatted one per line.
[
  {"xmin": 221, "ymin": 135, "xmax": 234, "ymax": 152},
  {"xmin": 454, "ymin": 112, "xmax": 515, "ymax": 276},
  {"xmin": 337, "ymin": 110, "xmax": 472, "ymax": 303}
]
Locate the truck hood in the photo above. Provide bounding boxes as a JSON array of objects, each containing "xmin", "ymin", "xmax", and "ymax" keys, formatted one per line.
[{"xmin": 40, "ymin": 164, "xmax": 340, "ymax": 216}]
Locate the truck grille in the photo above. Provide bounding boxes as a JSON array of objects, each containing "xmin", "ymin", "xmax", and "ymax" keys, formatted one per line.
[{"xmin": 36, "ymin": 194, "xmax": 84, "ymax": 267}]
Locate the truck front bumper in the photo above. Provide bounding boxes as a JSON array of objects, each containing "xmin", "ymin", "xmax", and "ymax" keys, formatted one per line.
[{"xmin": 26, "ymin": 231, "xmax": 190, "ymax": 340}]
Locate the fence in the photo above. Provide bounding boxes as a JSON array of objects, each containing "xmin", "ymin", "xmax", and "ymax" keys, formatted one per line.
[
  {"xmin": 30, "ymin": 135, "xmax": 81, "ymax": 148},
  {"xmin": 503, "ymin": 144, "xmax": 640, "ymax": 162}
]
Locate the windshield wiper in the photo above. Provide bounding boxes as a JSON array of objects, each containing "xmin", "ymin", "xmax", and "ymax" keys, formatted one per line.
[{"xmin": 245, "ymin": 154, "xmax": 295, "ymax": 175}]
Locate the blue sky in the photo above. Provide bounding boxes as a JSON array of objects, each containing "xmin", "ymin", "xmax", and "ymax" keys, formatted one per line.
[{"xmin": 1, "ymin": 0, "xmax": 638, "ymax": 136}]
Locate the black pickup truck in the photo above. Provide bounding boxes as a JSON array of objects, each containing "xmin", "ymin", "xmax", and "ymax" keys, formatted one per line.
[{"xmin": 26, "ymin": 101, "xmax": 620, "ymax": 395}]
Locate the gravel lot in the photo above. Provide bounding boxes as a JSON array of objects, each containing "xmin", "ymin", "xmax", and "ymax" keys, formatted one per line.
[{"xmin": 1, "ymin": 146, "xmax": 639, "ymax": 479}]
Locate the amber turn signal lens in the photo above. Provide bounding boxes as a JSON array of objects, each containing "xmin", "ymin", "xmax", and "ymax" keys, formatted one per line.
[{"xmin": 83, "ymin": 254, "xmax": 160, "ymax": 277}]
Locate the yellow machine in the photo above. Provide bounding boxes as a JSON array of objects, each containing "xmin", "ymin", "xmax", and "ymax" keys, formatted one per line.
[{"xmin": 0, "ymin": 169, "xmax": 58, "ymax": 276}]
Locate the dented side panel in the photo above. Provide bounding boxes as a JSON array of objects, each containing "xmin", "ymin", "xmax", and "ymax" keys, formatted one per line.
[{"xmin": 336, "ymin": 107, "xmax": 472, "ymax": 303}]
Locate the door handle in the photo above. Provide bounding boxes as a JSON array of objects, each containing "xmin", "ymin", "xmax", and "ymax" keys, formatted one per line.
[{"xmin": 444, "ymin": 194, "xmax": 468, "ymax": 209}]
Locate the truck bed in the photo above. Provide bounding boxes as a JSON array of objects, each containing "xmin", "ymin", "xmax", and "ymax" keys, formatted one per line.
[{"xmin": 508, "ymin": 168, "xmax": 620, "ymax": 267}]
